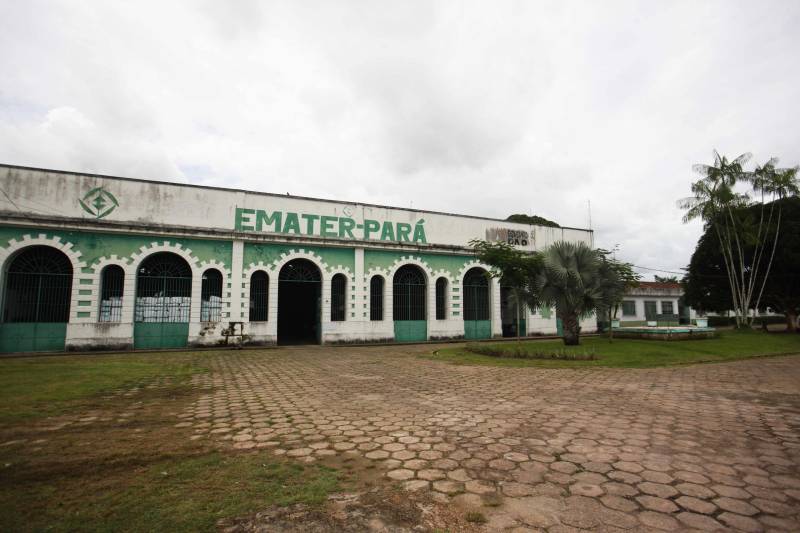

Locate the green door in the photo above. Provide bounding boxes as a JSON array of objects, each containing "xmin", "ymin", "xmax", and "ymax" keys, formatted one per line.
[
  {"xmin": 0, "ymin": 246, "xmax": 72, "ymax": 353},
  {"xmin": 134, "ymin": 253, "xmax": 192, "ymax": 350},
  {"xmin": 134, "ymin": 322, "xmax": 190, "ymax": 349},
  {"xmin": 463, "ymin": 268, "xmax": 491, "ymax": 340},
  {"xmin": 464, "ymin": 319, "xmax": 491, "ymax": 340},
  {"xmin": 393, "ymin": 265, "xmax": 427, "ymax": 342},
  {"xmin": 0, "ymin": 323, "xmax": 67, "ymax": 353},
  {"xmin": 556, "ymin": 318, "xmax": 563, "ymax": 337},
  {"xmin": 394, "ymin": 320, "xmax": 427, "ymax": 342}
]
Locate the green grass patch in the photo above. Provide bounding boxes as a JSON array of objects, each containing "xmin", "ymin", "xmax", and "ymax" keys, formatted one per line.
[
  {"xmin": 466, "ymin": 342, "xmax": 597, "ymax": 360},
  {"xmin": 0, "ymin": 450, "xmax": 340, "ymax": 533},
  {"xmin": 431, "ymin": 330, "xmax": 800, "ymax": 368},
  {"xmin": 0, "ymin": 352, "xmax": 208, "ymax": 424}
]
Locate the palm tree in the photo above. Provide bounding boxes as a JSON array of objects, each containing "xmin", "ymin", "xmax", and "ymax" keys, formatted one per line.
[
  {"xmin": 749, "ymin": 162, "xmax": 800, "ymax": 316},
  {"xmin": 536, "ymin": 241, "xmax": 608, "ymax": 346},
  {"xmin": 678, "ymin": 151, "xmax": 752, "ymax": 327}
]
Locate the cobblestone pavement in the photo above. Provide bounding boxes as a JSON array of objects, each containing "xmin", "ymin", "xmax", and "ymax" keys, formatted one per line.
[{"xmin": 180, "ymin": 345, "xmax": 800, "ymax": 532}]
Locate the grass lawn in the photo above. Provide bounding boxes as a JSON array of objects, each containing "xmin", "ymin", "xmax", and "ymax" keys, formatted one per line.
[
  {"xmin": 0, "ymin": 351, "xmax": 205, "ymax": 423},
  {"xmin": 0, "ymin": 350, "xmax": 345, "ymax": 532},
  {"xmin": 430, "ymin": 330, "xmax": 800, "ymax": 368}
]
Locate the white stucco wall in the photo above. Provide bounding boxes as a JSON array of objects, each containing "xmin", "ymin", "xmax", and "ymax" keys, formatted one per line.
[{"xmin": 0, "ymin": 164, "xmax": 598, "ymax": 351}]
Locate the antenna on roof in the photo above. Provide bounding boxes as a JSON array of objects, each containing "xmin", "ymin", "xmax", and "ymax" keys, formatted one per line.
[{"xmin": 587, "ymin": 200, "xmax": 592, "ymax": 230}]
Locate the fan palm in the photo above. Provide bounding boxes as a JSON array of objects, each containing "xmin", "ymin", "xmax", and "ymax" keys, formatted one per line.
[{"xmin": 536, "ymin": 241, "xmax": 607, "ymax": 346}]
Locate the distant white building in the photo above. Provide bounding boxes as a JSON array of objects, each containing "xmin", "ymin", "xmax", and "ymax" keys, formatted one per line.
[{"xmin": 614, "ymin": 282, "xmax": 695, "ymax": 326}]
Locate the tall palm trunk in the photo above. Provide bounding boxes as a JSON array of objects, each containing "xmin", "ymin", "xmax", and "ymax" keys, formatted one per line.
[{"xmin": 561, "ymin": 313, "xmax": 580, "ymax": 345}]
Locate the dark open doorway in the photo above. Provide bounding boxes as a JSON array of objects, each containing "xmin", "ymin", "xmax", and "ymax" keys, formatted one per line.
[{"xmin": 277, "ymin": 259, "xmax": 321, "ymax": 345}]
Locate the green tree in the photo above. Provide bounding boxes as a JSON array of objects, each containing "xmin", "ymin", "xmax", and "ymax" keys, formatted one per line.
[
  {"xmin": 597, "ymin": 252, "xmax": 640, "ymax": 341},
  {"xmin": 679, "ymin": 150, "xmax": 799, "ymax": 327},
  {"xmin": 506, "ymin": 213, "xmax": 560, "ymax": 228},
  {"xmin": 684, "ymin": 197, "xmax": 800, "ymax": 331},
  {"xmin": 536, "ymin": 241, "xmax": 610, "ymax": 346},
  {"xmin": 654, "ymin": 275, "xmax": 679, "ymax": 283},
  {"xmin": 470, "ymin": 240, "xmax": 541, "ymax": 341}
]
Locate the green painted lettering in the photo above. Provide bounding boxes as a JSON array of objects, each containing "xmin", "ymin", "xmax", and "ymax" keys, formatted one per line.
[
  {"xmin": 380, "ymin": 221, "xmax": 396, "ymax": 241},
  {"xmin": 413, "ymin": 219, "xmax": 427, "ymax": 243},
  {"xmin": 235, "ymin": 207, "xmax": 255, "ymax": 231},
  {"xmin": 282, "ymin": 212, "xmax": 301, "ymax": 234},
  {"xmin": 256, "ymin": 210, "xmax": 282, "ymax": 232},
  {"xmin": 396, "ymin": 222, "xmax": 412, "ymax": 242},
  {"xmin": 364, "ymin": 219, "xmax": 380, "ymax": 239},
  {"xmin": 339, "ymin": 217, "xmax": 356, "ymax": 239},
  {"xmin": 320, "ymin": 216, "xmax": 337, "ymax": 237},
  {"xmin": 301, "ymin": 213, "xmax": 319, "ymax": 235}
]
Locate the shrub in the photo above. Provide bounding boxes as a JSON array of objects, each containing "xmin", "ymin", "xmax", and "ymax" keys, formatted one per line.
[{"xmin": 465, "ymin": 343, "xmax": 597, "ymax": 360}]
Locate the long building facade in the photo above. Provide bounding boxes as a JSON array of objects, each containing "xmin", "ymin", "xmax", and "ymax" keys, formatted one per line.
[{"xmin": 0, "ymin": 164, "xmax": 595, "ymax": 353}]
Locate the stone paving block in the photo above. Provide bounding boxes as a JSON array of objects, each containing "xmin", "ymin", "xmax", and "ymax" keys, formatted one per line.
[
  {"xmin": 718, "ymin": 512, "xmax": 764, "ymax": 532},
  {"xmin": 178, "ymin": 345, "xmax": 800, "ymax": 533}
]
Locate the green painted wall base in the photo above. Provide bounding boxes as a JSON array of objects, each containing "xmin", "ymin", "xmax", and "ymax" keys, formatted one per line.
[
  {"xmin": 464, "ymin": 320, "xmax": 491, "ymax": 340},
  {"xmin": 0, "ymin": 323, "xmax": 67, "ymax": 353},
  {"xmin": 134, "ymin": 322, "xmax": 189, "ymax": 349},
  {"xmin": 394, "ymin": 320, "xmax": 427, "ymax": 342}
]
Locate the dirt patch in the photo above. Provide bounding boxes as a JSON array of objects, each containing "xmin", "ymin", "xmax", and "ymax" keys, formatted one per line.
[{"xmin": 218, "ymin": 485, "xmax": 481, "ymax": 533}]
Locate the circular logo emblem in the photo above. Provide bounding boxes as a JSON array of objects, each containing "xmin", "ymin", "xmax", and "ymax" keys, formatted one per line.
[{"xmin": 79, "ymin": 187, "xmax": 119, "ymax": 219}]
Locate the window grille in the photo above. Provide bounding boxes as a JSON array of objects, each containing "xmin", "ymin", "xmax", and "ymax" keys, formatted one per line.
[
  {"xmin": 201, "ymin": 269, "xmax": 223, "ymax": 322},
  {"xmin": 134, "ymin": 252, "xmax": 192, "ymax": 323},
  {"xmin": 661, "ymin": 301, "xmax": 674, "ymax": 315},
  {"xmin": 370, "ymin": 276, "xmax": 384, "ymax": 321},
  {"xmin": 3, "ymin": 246, "xmax": 72, "ymax": 323},
  {"xmin": 99, "ymin": 265, "xmax": 124, "ymax": 322},
  {"xmin": 249, "ymin": 271, "xmax": 269, "ymax": 321},
  {"xmin": 621, "ymin": 300, "xmax": 636, "ymax": 317},
  {"xmin": 463, "ymin": 268, "xmax": 490, "ymax": 321},
  {"xmin": 278, "ymin": 260, "xmax": 321, "ymax": 282},
  {"xmin": 393, "ymin": 265, "xmax": 426, "ymax": 320},
  {"xmin": 331, "ymin": 274, "xmax": 346, "ymax": 321},
  {"xmin": 435, "ymin": 277, "xmax": 447, "ymax": 320}
]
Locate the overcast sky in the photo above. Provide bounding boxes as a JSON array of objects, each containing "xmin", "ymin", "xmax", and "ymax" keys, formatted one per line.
[{"xmin": 1, "ymin": 1, "xmax": 798, "ymax": 277}]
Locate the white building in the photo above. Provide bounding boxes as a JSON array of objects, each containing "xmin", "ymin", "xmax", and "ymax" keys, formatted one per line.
[
  {"xmin": 614, "ymin": 282, "xmax": 694, "ymax": 326},
  {"xmin": 0, "ymin": 164, "xmax": 596, "ymax": 353}
]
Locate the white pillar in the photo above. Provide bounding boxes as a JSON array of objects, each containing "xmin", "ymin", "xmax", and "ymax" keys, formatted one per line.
[
  {"xmin": 491, "ymin": 277, "xmax": 502, "ymax": 337},
  {"xmin": 229, "ymin": 240, "xmax": 244, "ymax": 321}
]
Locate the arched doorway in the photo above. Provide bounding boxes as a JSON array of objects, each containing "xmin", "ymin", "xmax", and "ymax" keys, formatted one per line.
[
  {"xmin": 278, "ymin": 259, "xmax": 321, "ymax": 344},
  {"xmin": 134, "ymin": 252, "xmax": 192, "ymax": 349},
  {"xmin": 500, "ymin": 280, "xmax": 525, "ymax": 338},
  {"xmin": 463, "ymin": 267, "xmax": 491, "ymax": 339},
  {"xmin": 0, "ymin": 245, "xmax": 73, "ymax": 352},
  {"xmin": 393, "ymin": 265, "xmax": 427, "ymax": 342}
]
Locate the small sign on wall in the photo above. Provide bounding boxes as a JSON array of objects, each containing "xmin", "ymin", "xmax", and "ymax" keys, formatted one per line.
[{"xmin": 485, "ymin": 227, "xmax": 533, "ymax": 247}]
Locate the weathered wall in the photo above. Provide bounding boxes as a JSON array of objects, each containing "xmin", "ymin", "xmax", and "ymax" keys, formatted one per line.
[
  {"xmin": 0, "ymin": 165, "xmax": 592, "ymax": 252},
  {"xmin": 0, "ymin": 165, "xmax": 597, "ymax": 352}
]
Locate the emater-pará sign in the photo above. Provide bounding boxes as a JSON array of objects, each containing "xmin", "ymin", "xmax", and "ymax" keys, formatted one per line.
[{"xmin": 235, "ymin": 208, "xmax": 427, "ymax": 244}]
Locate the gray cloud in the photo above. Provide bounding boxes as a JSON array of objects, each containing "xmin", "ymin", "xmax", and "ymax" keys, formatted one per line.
[{"xmin": 1, "ymin": 0, "xmax": 798, "ymax": 277}]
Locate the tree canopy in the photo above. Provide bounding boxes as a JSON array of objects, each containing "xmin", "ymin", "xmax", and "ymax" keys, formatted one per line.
[
  {"xmin": 684, "ymin": 196, "xmax": 800, "ymax": 330},
  {"xmin": 506, "ymin": 213, "xmax": 560, "ymax": 228},
  {"xmin": 678, "ymin": 150, "xmax": 798, "ymax": 327}
]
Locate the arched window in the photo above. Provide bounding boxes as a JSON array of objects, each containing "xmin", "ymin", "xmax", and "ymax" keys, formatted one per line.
[
  {"xmin": 135, "ymin": 252, "xmax": 192, "ymax": 323},
  {"xmin": 393, "ymin": 265, "xmax": 426, "ymax": 321},
  {"xmin": 201, "ymin": 269, "xmax": 223, "ymax": 322},
  {"xmin": 435, "ymin": 277, "xmax": 447, "ymax": 320},
  {"xmin": 331, "ymin": 274, "xmax": 346, "ymax": 322},
  {"xmin": 370, "ymin": 276, "xmax": 384, "ymax": 321},
  {"xmin": 99, "ymin": 265, "xmax": 124, "ymax": 322},
  {"xmin": 249, "ymin": 271, "xmax": 269, "ymax": 321},
  {"xmin": 3, "ymin": 245, "xmax": 72, "ymax": 323},
  {"xmin": 463, "ymin": 267, "xmax": 490, "ymax": 321}
]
